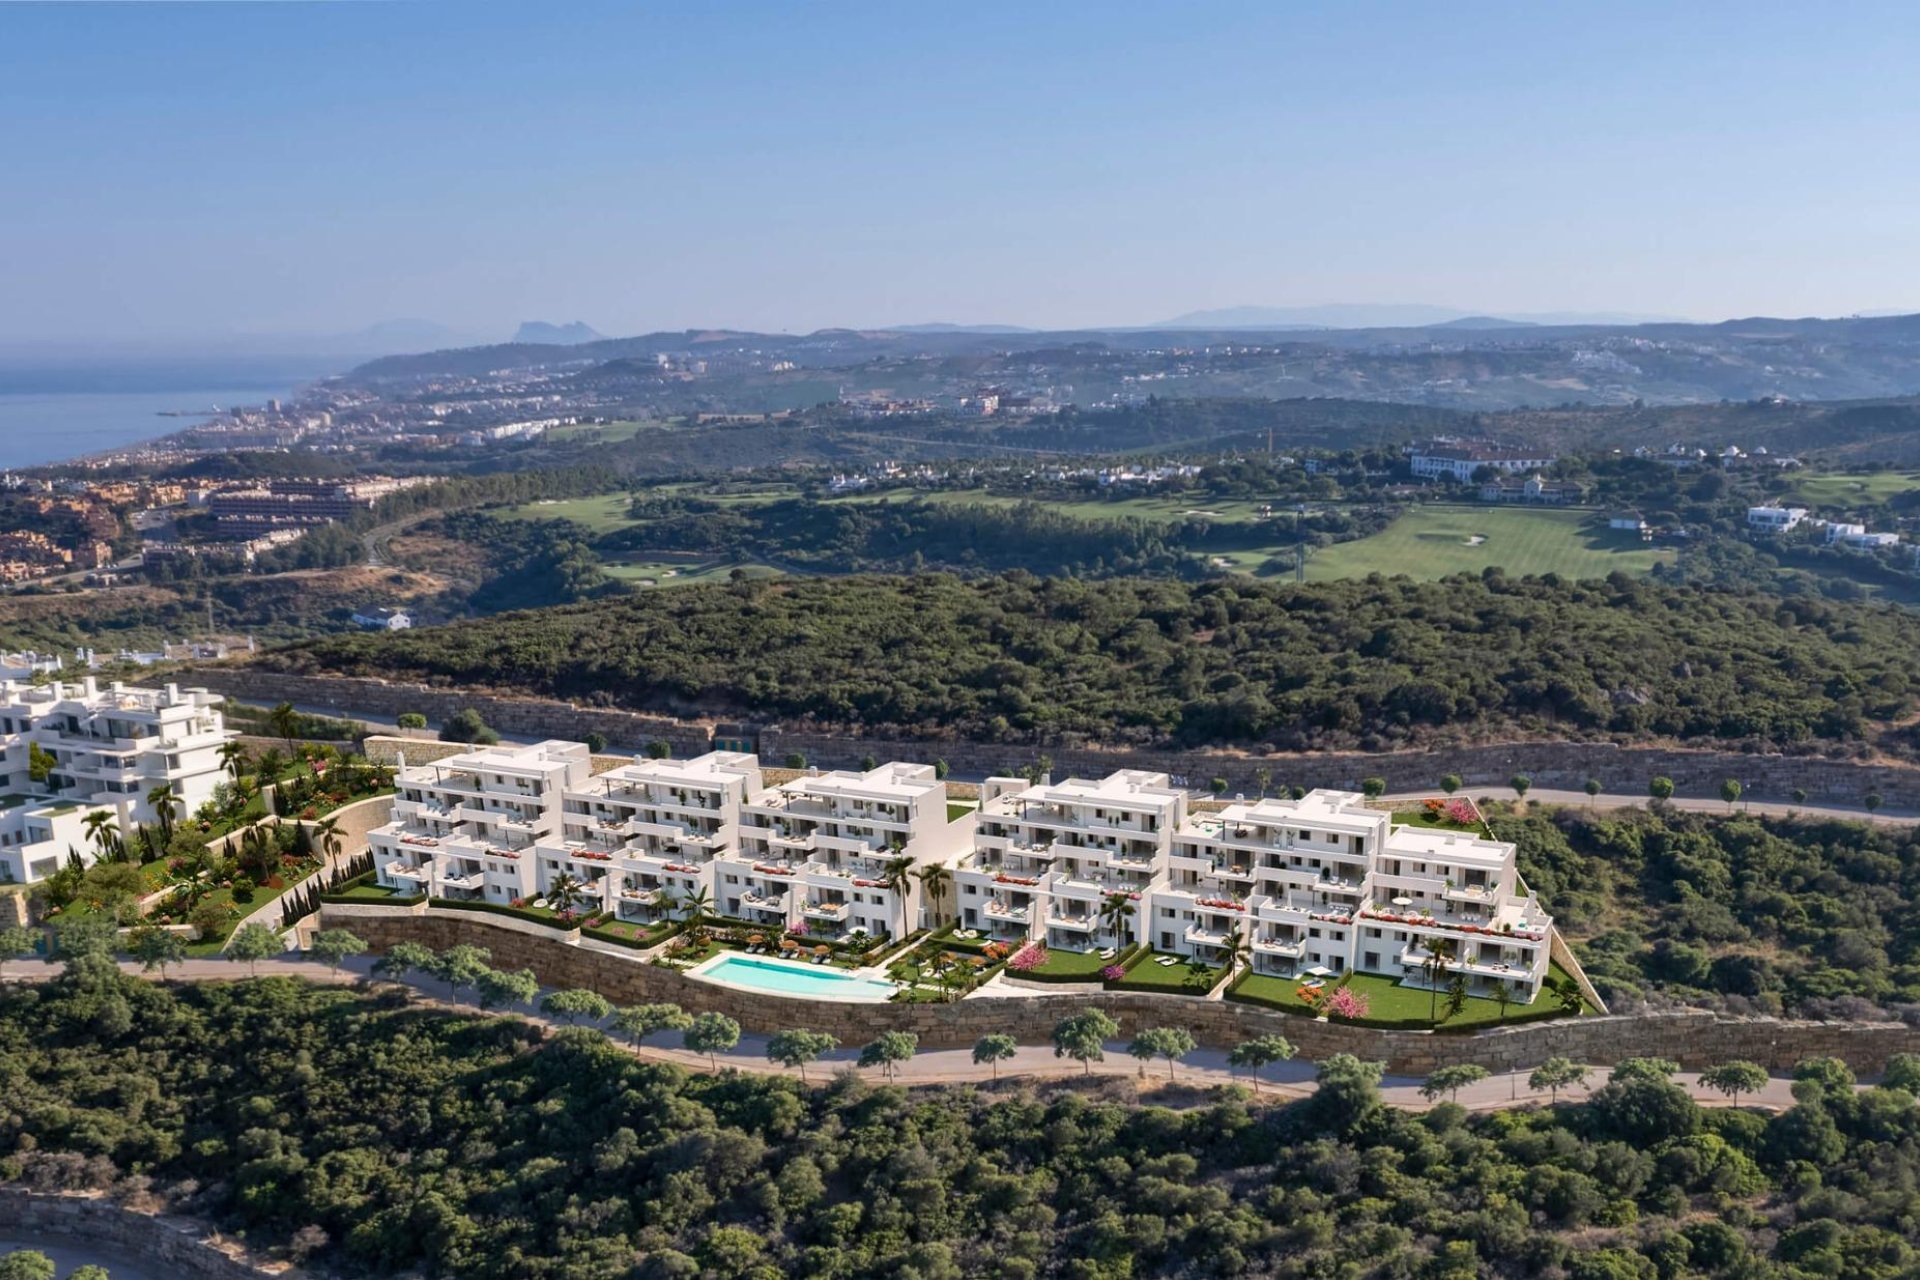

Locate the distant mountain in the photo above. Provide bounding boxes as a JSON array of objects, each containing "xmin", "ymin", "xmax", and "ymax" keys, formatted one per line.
[
  {"xmin": 1428, "ymin": 315, "xmax": 1538, "ymax": 331},
  {"xmin": 1156, "ymin": 304, "xmax": 1684, "ymax": 329},
  {"xmin": 513, "ymin": 320, "xmax": 605, "ymax": 345},
  {"xmin": 885, "ymin": 322, "xmax": 1038, "ymax": 334}
]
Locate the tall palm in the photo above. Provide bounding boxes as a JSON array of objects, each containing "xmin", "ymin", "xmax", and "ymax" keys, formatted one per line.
[
  {"xmin": 218, "ymin": 739, "xmax": 248, "ymax": 783},
  {"xmin": 914, "ymin": 863, "xmax": 953, "ymax": 930},
  {"xmin": 1221, "ymin": 923, "xmax": 1250, "ymax": 975},
  {"xmin": 146, "ymin": 784, "xmax": 180, "ymax": 846},
  {"xmin": 269, "ymin": 701, "xmax": 299, "ymax": 751},
  {"xmin": 313, "ymin": 815, "xmax": 344, "ymax": 862},
  {"xmin": 677, "ymin": 885, "xmax": 712, "ymax": 922},
  {"xmin": 880, "ymin": 855, "xmax": 914, "ymax": 940},
  {"xmin": 546, "ymin": 870, "xmax": 588, "ymax": 913},
  {"xmin": 82, "ymin": 810, "xmax": 119, "ymax": 863},
  {"xmin": 1097, "ymin": 891, "xmax": 1135, "ymax": 948},
  {"xmin": 1423, "ymin": 935, "xmax": 1458, "ymax": 1026}
]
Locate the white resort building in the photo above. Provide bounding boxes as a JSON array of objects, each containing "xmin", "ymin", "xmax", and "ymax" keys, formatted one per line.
[
  {"xmin": 722, "ymin": 761, "xmax": 972, "ymax": 943},
  {"xmin": 370, "ymin": 740, "xmax": 592, "ymax": 904},
  {"xmin": 955, "ymin": 770, "xmax": 1188, "ymax": 952},
  {"xmin": 0, "ymin": 677, "xmax": 237, "ymax": 884}
]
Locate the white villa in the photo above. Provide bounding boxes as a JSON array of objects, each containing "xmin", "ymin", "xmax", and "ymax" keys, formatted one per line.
[
  {"xmin": 0, "ymin": 677, "xmax": 237, "ymax": 884},
  {"xmin": 723, "ymin": 761, "xmax": 971, "ymax": 943},
  {"xmin": 955, "ymin": 770, "xmax": 1188, "ymax": 953},
  {"xmin": 370, "ymin": 741, "xmax": 592, "ymax": 903}
]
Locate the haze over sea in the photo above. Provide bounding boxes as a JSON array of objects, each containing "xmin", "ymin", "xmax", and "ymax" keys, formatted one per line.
[{"xmin": 0, "ymin": 355, "xmax": 340, "ymax": 470}]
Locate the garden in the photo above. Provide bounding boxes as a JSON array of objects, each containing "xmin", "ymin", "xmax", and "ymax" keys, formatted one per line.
[
  {"xmin": 1110, "ymin": 948, "xmax": 1226, "ymax": 993},
  {"xmin": 886, "ymin": 928, "xmax": 1013, "ymax": 1000},
  {"xmin": 1227, "ymin": 962, "xmax": 1596, "ymax": 1031}
]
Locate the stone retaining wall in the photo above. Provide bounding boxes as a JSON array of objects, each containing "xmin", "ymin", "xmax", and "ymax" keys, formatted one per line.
[
  {"xmin": 0, "ymin": 1190, "xmax": 288, "ymax": 1279},
  {"xmin": 185, "ymin": 668, "xmax": 1916, "ymax": 806},
  {"xmin": 326, "ymin": 906, "xmax": 1920, "ymax": 1077}
]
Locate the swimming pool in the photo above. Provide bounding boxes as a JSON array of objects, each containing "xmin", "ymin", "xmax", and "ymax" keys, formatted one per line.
[{"xmin": 690, "ymin": 954, "xmax": 900, "ymax": 1001}]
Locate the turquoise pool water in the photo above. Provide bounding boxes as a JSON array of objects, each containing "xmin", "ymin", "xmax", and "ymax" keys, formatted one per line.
[{"xmin": 696, "ymin": 955, "xmax": 899, "ymax": 1001}]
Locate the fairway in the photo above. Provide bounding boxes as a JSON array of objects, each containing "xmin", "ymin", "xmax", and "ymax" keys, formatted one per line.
[
  {"xmin": 1787, "ymin": 471, "xmax": 1920, "ymax": 505},
  {"xmin": 1303, "ymin": 506, "xmax": 1674, "ymax": 581}
]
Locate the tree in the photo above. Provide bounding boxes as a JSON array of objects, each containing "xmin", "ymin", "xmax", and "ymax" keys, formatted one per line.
[
  {"xmin": 1219, "ymin": 923, "xmax": 1250, "ymax": 975},
  {"xmin": 0, "ymin": 1250, "xmax": 57, "ymax": 1280},
  {"xmin": 675, "ymin": 885, "xmax": 713, "ymax": 923},
  {"xmin": 130, "ymin": 923, "xmax": 187, "ymax": 976},
  {"xmin": 1360, "ymin": 776, "xmax": 1386, "ymax": 800},
  {"xmin": 1545, "ymin": 972, "xmax": 1585, "ymax": 1014},
  {"xmin": 1720, "ymin": 778, "xmax": 1742, "ymax": 811},
  {"xmin": 309, "ymin": 927, "xmax": 367, "ymax": 973},
  {"xmin": 767, "ymin": 1029, "xmax": 839, "ymax": 1082},
  {"xmin": 1529, "ymin": 1056, "xmax": 1590, "ymax": 1103},
  {"xmin": 972, "ymin": 1032, "xmax": 1018, "ymax": 1080},
  {"xmin": 313, "ymin": 815, "xmax": 345, "ymax": 861},
  {"xmin": 430, "ymin": 943, "xmax": 493, "ymax": 1003},
  {"xmin": 933, "ymin": 758, "xmax": 950, "ymax": 780},
  {"xmin": 1649, "ymin": 776, "xmax": 1675, "ymax": 803},
  {"xmin": 541, "ymin": 987, "xmax": 612, "ymax": 1025},
  {"xmin": 1439, "ymin": 773, "xmax": 1462, "ymax": 795},
  {"xmin": 612, "ymin": 1002, "xmax": 692, "ymax": 1049},
  {"xmin": 440, "ymin": 708, "xmax": 499, "ymax": 745},
  {"xmin": 1584, "ymin": 778, "xmax": 1602, "ymax": 806},
  {"xmin": 270, "ymin": 700, "xmax": 300, "ymax": 750},
  {"xmin": 146, "ymin": 783, "xmax": 181, "ymax": 846},
  {"xmin": 82, "ymin": 809, "xmax": 120, "ymax": 863},
  {"xmin": 1225, "ymin": 1034, "xmax": 1295, "ymax": 1093},
  {"xmin": 1445, "ymin": 974, "xmax": 1469, "ymax": 1019},
  {"xmin": 1097, "ymin": 891, "xmax": 1135, "ymax": 947},
  {"xmin": 1254, "ymin": 766, "xmax": 1272, "ymax": 798},
  {"xmin": 1866, "ymin": 792, "xmax": 1884, "ymax": 815},
  {"xmin": 1422, "ymin": 935, "xmax": 1458, "ymax": 1025},
  {"xmin": 1509, "ymin": 774, "xmax": 1531, "ymax": 805},
  {"xmin": 584, "ymin": 731, "xmax": 608, "ymax": 753},
  {"xmin": 859, "ymin": 753, "xmax": 879, "ymax": 772},
  {"xmin": 684, "ymin": 1011, "xmax": 741, "ymax": 1070},
  {"xmin": 374, "ymin": 939, "xmax": 435, "ymax": 987},
  {"xmin": 474, "ymin": 966, "xmax": 539, "ymax": 1012},
  {"xmin": 783, "ymin": 751, "xmax": 807, "ymax": 770},
  {"xmin": 1420, "ymin": 1063, "xmax": 1490, "ymax": 1103},
  {"xmin": 227, "ymin": 922, "xmax": 282, "ymax": 976},
  {"xmin": 1700, "ymin": 1060, "xmax": 1768, "ymax": 1105},
  {"xmin": 545, "ymin": 870, "xmax": 591, "ymax": 914},
  {"xmin": 0, "ymin": 925, "xmax": 36, "ymax": 978},
  {"xmin": 1610, "ymin": 1057, "xmax": 1679, "ymax": 1083},
  {"xmin": 1881, "ymin": 1052, "xmax": 1920, "ymax": 1093},
  {"xmin": 1128, "ymin": 1026, "xmax": 1196, "ymax": 1080},
  {"xmin": 915, "ymin": 863, "xmax": 953, "ymax": 928},
  {"xmin": 218, "ymin": 739, "xmax": 249, "ymax": 782},
  {"xmin": 1791, "ymin": 787, "xmax": 1809, "ymax": 806},
  {"xmin": 1209, "ymin": 776, "xmax": 1229, "ymax": 796},
  {"xmin": 858, "ymin": 1031, "xmax": 918, "ymax": 1081},
  {"xmin": 1051, "ymin": 1009, "xmax": 1119, "ymax": 1076},
  {"xmin": 188, "ymin": 898, "xmax": 232, "ymax": 943},
  {"xmin": 879, "ymin": 855, "xmax": 914, "ymax": 938},
  {"xmin": 1492, "ymin": 980, "xmax": 1514, "ymax": 1024},
  {"xmin": 396, "ymin": 712, "xmax": 428, "ymax": 730}
]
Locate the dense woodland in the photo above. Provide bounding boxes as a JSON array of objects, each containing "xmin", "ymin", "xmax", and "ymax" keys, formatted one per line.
[
  {"xmin": 1507, "ymin": 808, "xmax": 1920, "ymax": 1020},
  {"xmin": 4, "ymin": 964, "xmax": 1920, "ymax": 1279},
  {"xmin": 267, "ymin": 572, "xmax": 1920, "ymax": 752}
]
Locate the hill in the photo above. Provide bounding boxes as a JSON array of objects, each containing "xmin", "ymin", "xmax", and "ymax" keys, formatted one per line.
[
  {"xmin": 512, "ymin": 319, "xmax": 605, "ymax": 345},
  {"xmin": 258, "ymin": 572, "xmax": 1920, "ymax": 754}
]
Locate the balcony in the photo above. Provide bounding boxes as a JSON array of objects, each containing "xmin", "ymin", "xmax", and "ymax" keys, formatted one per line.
[
  {"xmin": 983, "ymin": 900, "xmax": 1031, "ymax": 923},
  {"xmin": 803, "ymin": 900, "xmax": 851, "ymax": 921},
  {"xmin": 385, "ymin": 862, "xmax": 429, "ymax": 882},
  {"xmin": 1045, "ymin": 912, "xmax": 1096, "ymax": 932},
  {"xmin": 741, "ymin": 890, "xmax": 788, "ymax": 912},
  {"xmin": 620, "ymin": 886, "xmax": 665, "ymax": 906},
  {"xmin": 441, "ymin": 871, "xmax": 485, "ymax": 891},
  {"xmin": 1184, "ymin": 922, "xmax": 1229, "ymax": 947},
  {"xmin": 1445, "ymin": 882, "xmax": 1497, "ymax": 905},
  {"xmin": 1252, "ymin": 934, "xmax": 1304, "ymax": 957}
]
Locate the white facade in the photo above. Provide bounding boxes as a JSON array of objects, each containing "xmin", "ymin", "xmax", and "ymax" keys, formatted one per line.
[
  {"xmin": 1825, "ymin": 522, "xmax": 1901, "ymax": 549},
  {"xmin": 1410, "ymin": 445, "xmax": 1555, "ymax": 483},
  {"xmin": 0, "ymin": 677, "xmax": 238, "ymax": 883},
  {"xmin": 370, "ymin": 741, "xmax": 593, "ymax": 903},
  {"xmin": 722, "ymin": 762, "xmax": 971, "ymax": 942},
  {"xmin": 1747, "ymin": 505, "xmax": 1808, "ymax": 532},
  {"xmin": 955, "ymin": 770, "xmax": 1188, "ymax": 952},
  {"xmin": 0, "ymin": 794, "xmax": 95, "ymax": 885},
  {"xmin": 1151, "ymin": 790, "xmax": 1553, "ymax": 1002},
  {"xmin": 539, "ymin": 751, "xmax": 762, "ymax": 923}
]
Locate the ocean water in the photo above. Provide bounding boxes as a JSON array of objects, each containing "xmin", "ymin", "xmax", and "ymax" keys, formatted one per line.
[{"xmin": 0, "ymin": 355, "xmax": 344, "ymax": 470}]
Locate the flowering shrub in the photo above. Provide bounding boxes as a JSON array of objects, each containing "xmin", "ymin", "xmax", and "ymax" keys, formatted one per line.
[
  {"xmin": 1325, "ymin": 986, "xmax": 1371, "ymax": 1020},
  {"xmin": 786, "ymin": 923, "xmax": 809, "ymax": 936},
  {"xmin": 1101, "ymin": 964, "xmax": 1128, "ymax": 982},
  {"xmin": 1423, "ymin": 797, "xmax": 1446, "ymax": 816},
  {"xmin": 1445, "ymin": 799, "xmax": 1478, "ymax": 827},
  {"xmin": 982, "ymin": 941, "xmax": 1010, "ymax": 960},
  {"xmin": 1008, "ymin": 942, "xmax": 1047, "ymax": 972}
]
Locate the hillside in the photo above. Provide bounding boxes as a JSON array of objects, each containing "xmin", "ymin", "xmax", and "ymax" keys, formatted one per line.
[{"xmin": 258, "ymin": 572, "xmax": 1920, "ymax": 754}]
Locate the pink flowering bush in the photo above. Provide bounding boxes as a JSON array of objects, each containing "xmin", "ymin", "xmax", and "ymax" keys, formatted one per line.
[
  {"xmin": 1324, "ymin": 986, "xmax": 1371, "ymax": 1020},
  {"xmin": 1101, "ymin": 964, "xmax": 1128, "ymax": 982},
  {"xmin": 1009, "ymin": 942, "xmax": 1047, "ymax": 972},
  {"xmin": 1444, "ymin": 799, "xmax": 1479, "ymax": 827}
]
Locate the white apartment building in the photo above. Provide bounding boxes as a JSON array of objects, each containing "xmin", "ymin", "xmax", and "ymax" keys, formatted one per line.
[
  {"xmin": 1747, "ymin": 505, "xmax": 1808, "ymax": 533},
  {"xmin": 723, "ymin": 762, "xmax": 971, "ymax": 942},
  {"xmin": 955, "ymin": 770, "xmax": 1188, "ymax": 952},
  {"xmin": 1409, "ymin": 442, "xmax": 1556, "ymax": 483},
  {"xmin": 540, "ymin": 750, "xmax": 762, "ymax": 924},
  {"xmin": 0, "ymin": 794, "xmax": 95, "ymax": 885},
  {"xmin": 0, "ymin": 677, "xmax": 237, "ymax": 883},
  {"xmin": 370, "ymin": 741, "xmax": 592, "ymax": 904},
  {"xmin": 1153, "ymin": 789, "xmax": 1554, "ymax": 1002}
]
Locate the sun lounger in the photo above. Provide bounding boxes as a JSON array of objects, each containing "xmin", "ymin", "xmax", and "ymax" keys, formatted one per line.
[{"xmin": 1155, "ymin": 955, "xmax": 1179, "ymax": 967}]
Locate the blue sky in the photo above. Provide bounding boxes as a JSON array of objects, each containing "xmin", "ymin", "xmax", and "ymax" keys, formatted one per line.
[{"xmin": 3, "ymin": 1, "xmax": 1918, "ymax": 344}]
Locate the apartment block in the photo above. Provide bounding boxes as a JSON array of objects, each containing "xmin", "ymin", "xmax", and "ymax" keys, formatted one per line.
[
  {"xmin": 722, "ymin": 762, "xmax": 971, "ymax": 942},
  {"xmin": 0, "ymin": 677, "xmax": 238, "ymax": 883},
  {"xmin": 540, "ymin": 750, "xmax": 762, "ymax": 924},
  {"xmin": 955, "ymin": 770, "xmax": 1188, "ymax": 952},
  {"xmin": 370, "ymin": 741, "xmax": 592, "ymax": 903},
  {"xmin": 1152, "ymin": 789, "xmax": 1554, "ymax": 1002}
]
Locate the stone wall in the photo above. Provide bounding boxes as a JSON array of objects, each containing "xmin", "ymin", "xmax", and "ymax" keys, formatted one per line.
[
  {"xmin": 326, "ymin": 906, "xmax": 1920, "ymax": 1077},
  {"xmin": 185, "ymin": 668, "xmax": 1916, "ymax": 806},
  {"xmin": 0, "ymin": 1190, "xmax": 288, "ymax": 1279}
]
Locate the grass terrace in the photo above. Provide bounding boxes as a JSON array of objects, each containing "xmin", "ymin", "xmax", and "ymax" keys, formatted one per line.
[
  {"xmin": 1304, "ymin": 506, "xmax": 1674, "ymax": 581},
  {"xmin": 1112, "ymin": 949, "xmax": 1224, "ymax": 994},
  {"xmin": 583, "ymin": 916, "xmax": 682, "ymax": 950},
  {"xmin": 1228, "ymin": 962, "xmax": 1596, "ymax": 1030}
]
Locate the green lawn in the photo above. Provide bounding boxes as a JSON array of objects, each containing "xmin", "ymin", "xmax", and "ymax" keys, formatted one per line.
[
  {"xmin": 603, "ymin": 558, "xmax": 781, "ymax": 589},
  {"xmin": 1230, "ymin": 962, "xmax": 1595, "ymax": 1029},
  {"xmin": 1113, "ymin": 950, "xmax": 1223, "ymax": 993},
  {"xmin": 946, "ymin": 801, "xmax": 977, "ymax": 822},
  {"xmin": 584, "ymin": 917, "xmax": 680, "ymax": 948},
  {"xmin": 1390, "ymin": 808, "xmax": 1488, "ymax": 835},
  {"xmin": 499, "ymin": 494, "xmax": 643, "ymax": 532},
  {"xmin": 1787, "ymin": 471, "xmax": 1920, "ymax": 505},
  {"xmin": 1025, "ymin": 947, "xmax": 1117, "ymax": 980},
  {"xmin": 1304, "ymin": 506, "xmax": 1674, "ymax": 582}
]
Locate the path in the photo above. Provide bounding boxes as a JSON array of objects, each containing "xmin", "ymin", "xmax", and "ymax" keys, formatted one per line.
[{"xmin": 0, "ymin": 957, "xmax": 1817, "ymax": 1112}]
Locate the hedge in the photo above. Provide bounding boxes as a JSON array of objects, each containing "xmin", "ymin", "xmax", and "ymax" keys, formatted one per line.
[
  {"xmin": 582, "ymin": 919, "xmax": 684, "ymax": 951},
  {"xmin": 1008, "ymin": 943, "xmax": 1142, "ymax": 984},
  {"xmin": 428, "ymin": 897, "xmax": 582, "ymax": 931}
]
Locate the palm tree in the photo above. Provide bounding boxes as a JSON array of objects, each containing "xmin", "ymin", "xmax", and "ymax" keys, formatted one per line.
[
  {"xmin": 914, "ymin": 862, "xmax": 953, "ymax": 930},
  {"xmin": 677, "ymin": 885, "xmax": 713, "ymax": 930},
  {"xmin": 880, "ymin": 855, "xmax": 914, "ymax": 939},
  {"xmin": 1097, "ymin": 892, "xmax": 1136, "ymax": 949},
  {"xmin": 1220, "ymin": 923, "xmax": 1250, "ymax": 975},
  {"xmin": 1422, "ymin": 936, "xmax": 1458, "ymax": 1026},
  {"xmin": 218, "ymin": 740, "xmax": 248, "ymax": 783},
  {"xmin": 313, "ymin": 815, "xmax": 344, "ymax": 863},
  {"xmin": 269, "ymin": 701, "xmax": 300, "ymax": 751},
  {"xmin": 82, "ymin": 810, "xmax": 120, "ymax": 863},
  {"xmin": 1493, "ymin": 980, "xmax": 1514, "ymax": 1025},
  {"xmin": 146, "ymin": 784, "xmax": 180, "ymax": 847},
  {"xmin": 546, "ymin": 870, "xmax": 588, "ymax": 914}
]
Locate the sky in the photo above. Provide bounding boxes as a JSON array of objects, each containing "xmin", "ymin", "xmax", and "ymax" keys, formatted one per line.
[{"xmin": 4, "ymin": 0, "xmax": 1920, "ymax": 347}]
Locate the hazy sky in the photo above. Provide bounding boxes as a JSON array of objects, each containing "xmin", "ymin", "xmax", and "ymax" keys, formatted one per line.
[{"xmin": 4, "ymin": 1, "xmax": 1919, "ymax": 345}]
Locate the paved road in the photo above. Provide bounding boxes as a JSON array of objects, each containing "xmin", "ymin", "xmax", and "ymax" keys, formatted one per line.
[
  {"xmin": 0, "ymin": 956, "xmax": 1817, "ymax": 1112},
  {"xmin": 1383, "ymin": 788, "xmax": 1915, "ymax": 825}
]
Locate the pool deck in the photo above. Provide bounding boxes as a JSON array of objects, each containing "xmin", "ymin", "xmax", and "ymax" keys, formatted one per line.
[{"xmin": 686, "ymin": 951, "xmax": 901, "ymax": 1002}]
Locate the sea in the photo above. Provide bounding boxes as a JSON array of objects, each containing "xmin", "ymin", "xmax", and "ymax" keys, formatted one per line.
[{"xmin": 0, "ymin": 355, "xmax": 346, "ymax": 470}]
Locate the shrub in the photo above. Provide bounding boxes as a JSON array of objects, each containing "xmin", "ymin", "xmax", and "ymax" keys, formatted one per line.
[{"xmin": 1009, "ymin": 942, "xmax": 1047, "ymax": 972}]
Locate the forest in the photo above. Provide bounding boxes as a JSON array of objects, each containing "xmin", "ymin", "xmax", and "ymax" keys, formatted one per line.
[
  {"xmin": 1507, "ymin": 807, "xmax": 1920, "ymax": 1020},
  {"xmin": 265, "ymin": 571, "xmax": 1920, "ymax": 752},
  {"xmin": 3, "ymin": 962, "xmax": 1919, "ymax": 1279}
]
